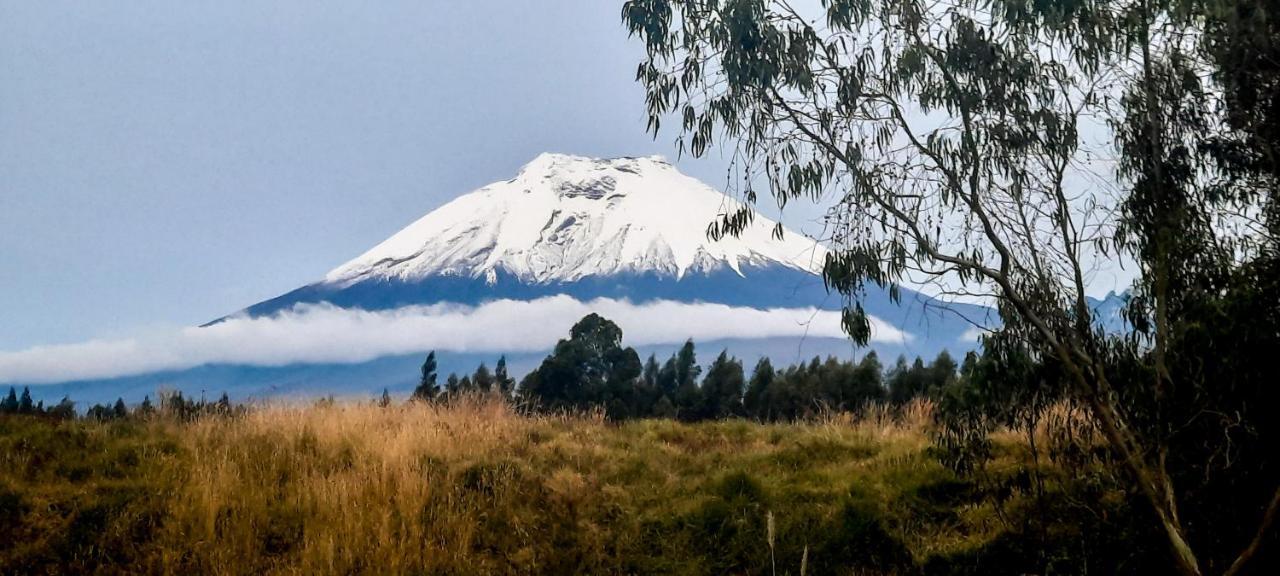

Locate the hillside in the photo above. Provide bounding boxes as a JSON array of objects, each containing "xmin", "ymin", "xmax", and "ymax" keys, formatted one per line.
[{"xmin": 0, "ymin": 398, "xmax": 1148, "ymax": 575}]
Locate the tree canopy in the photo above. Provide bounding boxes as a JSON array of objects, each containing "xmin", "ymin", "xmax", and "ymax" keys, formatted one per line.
[{"xmin": 623, "ymin": 1, "xmax": 1277, "ymax": 573}]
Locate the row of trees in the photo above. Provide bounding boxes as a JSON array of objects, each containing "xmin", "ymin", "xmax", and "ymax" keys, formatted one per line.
[
  {"xmin": 409, "ymin": 351, "xmax": 517, "ymax": 401},
  {"xmin": 1, "ymin": 387, "xmax": 75, "ymax": 419},
  {"xmin": 0, "ymin": 387, "xmax": 237, "ymax": 422},
  {"xmin": 6, "ymin": 337, "xmax": 958, "ymax": 426},
  {"xmin": 445, "ymin": 313, "xmax": 959, "ymax": 421}
]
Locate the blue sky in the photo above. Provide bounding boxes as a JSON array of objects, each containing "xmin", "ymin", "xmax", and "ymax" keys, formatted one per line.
[
  {"xmin": 0, "ymin": 1, "xmax": 779, "ymax": 350},
  {"xmin": 0, "ymin": 1, "xmax": 1135, "ymax": 358}
]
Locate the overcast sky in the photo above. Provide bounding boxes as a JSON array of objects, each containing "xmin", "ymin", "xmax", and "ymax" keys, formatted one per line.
[
  {"xmin": 0, "ymin": 1, "xmax": 1133, "ymax": 355},
  {"xmin": 0, "ymin": 1, "xmax": 790, "ymax": 350}
]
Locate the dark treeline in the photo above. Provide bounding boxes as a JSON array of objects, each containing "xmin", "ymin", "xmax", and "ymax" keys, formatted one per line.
[
  {"xmin": 406, "ymin": 351, "xmax": 517, "ymax": 403},
  {"xmin": 1, "ymin": 336, "xmax": 955, "ymax": 426},
  {"xmin": 0, "ymin": 387, "xmax": 241, "ymax": 422},
  {"xmin": 407, "ymin": 313, "xmax": 959, "ymax": 422},
  {"xmin": 2, "ymin": 313, "xmax": 961, "ymax": 426}
]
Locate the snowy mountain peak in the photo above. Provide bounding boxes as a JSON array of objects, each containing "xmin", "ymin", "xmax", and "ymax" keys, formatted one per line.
[
  {"xmin": 324, "ymin": 153, "xmax": 827, "ymax": 286},
  {"xmin": 518, "ymin": 152, "xmax": 669, "ymax": 181}
]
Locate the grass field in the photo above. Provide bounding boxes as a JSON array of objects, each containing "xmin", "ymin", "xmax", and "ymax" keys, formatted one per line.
[{"xmin": 0, "ymin": 397, "xmax": 1141, "ymax": 575}]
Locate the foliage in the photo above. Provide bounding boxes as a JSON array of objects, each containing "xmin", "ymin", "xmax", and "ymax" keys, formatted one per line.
[
  {"xmin": 621, "ymin": 1, "xmax": 1279, "ymax": 573},
  {"xmin": 0, "ymin": 396, "xmax": 1150, "ymax": 575},
  {"xmin": 518, "ymin": 314, "xmax": 948, "ymax": 422},
  {"xmin": 413, "ymin": 350, "xmax": 439, "ymax": 400},
  {"xmin": 747, "ymin": 351, "xmax": 889, "ymax": 421},
  {"xmin": 700, "ymin": 350, "xmax": 746, "ymax": 419},
  {"xmin": 519, "ymin": 313, "xmax": 643, "ymax": 416},
  {"xmin": 494, "ymin": 355, "xmax": 515, "ymax": 395}
]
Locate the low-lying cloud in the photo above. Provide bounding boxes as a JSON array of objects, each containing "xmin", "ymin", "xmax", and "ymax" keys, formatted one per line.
[{"xmin": 0, "ymin": 296, "xmax": 909, "ymax": 384}]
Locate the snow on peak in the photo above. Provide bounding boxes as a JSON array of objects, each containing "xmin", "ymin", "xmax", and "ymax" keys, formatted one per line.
[{"xmin": 324, "ymin": 153, "xmax": 827, "ymax": 286}]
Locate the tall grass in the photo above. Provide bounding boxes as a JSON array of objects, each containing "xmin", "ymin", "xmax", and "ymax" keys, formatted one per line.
[{"xmin": 1, "ymin": 396, "xmax": 1123, "ymax": 575}]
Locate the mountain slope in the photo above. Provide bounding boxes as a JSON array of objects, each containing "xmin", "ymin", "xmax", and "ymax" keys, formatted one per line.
[
  {"xmin": 224, "ymin": 153, "xmax": 993, "ymax": 348},
  {"xmin": 327, "ymin": 153, "xmax": 825, "ymax": 286},
  {"xmin": 16, "ymin": 154, "xmax": 1002, "ymax": 404}
]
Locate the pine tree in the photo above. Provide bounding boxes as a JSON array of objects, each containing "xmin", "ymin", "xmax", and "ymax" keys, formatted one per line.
[
  {"xmin": 17, "ymin": 387, "xmax": 34, "ymax": 414},
  {"xmin": 643, "ymin": 354, "xmax": 660, "ymax": 390},
  {"xmin": 445, "ymin": 373, "xmax": 461, "ymax": 397},
  {"xmin": 112, "ymin": 397, "xmax": 129, "ymax": 419},
  {"xmin": 888, "ymin": 356, "xmax": 929, "ymax": 405},
  {"xmin": 414, "ymin": 351, "xmax": 439, "ymax": 401},
  {"xmin": 494, "ymin": 356, "xmax": 515, "ymax": 395},
  {"xmin": 638, "ymin": 353, "xmax": 662, "ymax": 416},
  {"xmin": 929, "ymin": 351, "xmax": 958, "ymax": 396},
  {"xmin": 896, "ymin": 357, "xmax": 928, "ymax": 404},
  {"xmin": 674, "ymin": 340, "xmax": 700, "ymax": 389},
  {"xmin": 672, "ymin": 340, "xmax": 702, "ymax": 420},
  {"xmin": 652, "ymin": 395, "xmax": 677, "ymax": 419},
  {"xmin": 701, "ymin": 350, "xmax": 745, "ymax": 419},
  {"xmin": 166, "ymin": 391, "xmax": 190, "ymax": 421},
  {"xmin": 215, "ymin": 392, "xmax": 232, "ymax": 415},
  {"xmin": 49, "ymin": 396, "xmax": 76, "ymax": 420},
  {"xmin": 745, "ymin": 357, "xmax": 774, "ymax": 419},
  {"xmin": 378, "ymin": 388, "xmax": 392, "ymax": 408},
  {"xmin": 87, "ymin": 403, "xmax": 111, "ymax": 421},
  {"xmin": 1, "ymin": 387, "xmax": 17, "ymax": 414},
  {"xmin": 959, "ymin": 351, "xmax": 979, "ymax": 381},
  {"xmin": 472, "ymin": 363, "xmax": 494, "ymax": 393},
  {"xmin": 657, "ymin": 355, "xmax": 678, "ymax": 397},
  {"xmin": 138, "ymin": 395, "xmax": 155, "ymax": 417},
  {"xmin": 604, "ymin": 346, "xmax": 643, "ymax": 419},
  {"xmin": 851, "ymin": 351, "xmax": 886, "ymax": 406}
]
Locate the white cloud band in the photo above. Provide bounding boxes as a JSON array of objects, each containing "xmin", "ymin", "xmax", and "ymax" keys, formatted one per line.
[{"xmin": 0, "ymin": 296, "xmax": 908, "ymax": 384}]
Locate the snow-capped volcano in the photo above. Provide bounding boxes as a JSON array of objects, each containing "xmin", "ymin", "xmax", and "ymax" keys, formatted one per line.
[
  {"xmin": 3, "ymin": 153, "xmax": 1131, "ymax": 402},
  {"xmin": 232, "ymin": 153, "xmax": 857, "ymax": 319},
  {"xmin": 325, "ymin": 153, "xmax": 825, "ymax": 287},
  {"xmin": 220, "ymin": 150, "xmax": 1002, "ymax": 340},
  {"xmin": 19, "ymin": 153, "xmax": 996, "ymax": 403}
]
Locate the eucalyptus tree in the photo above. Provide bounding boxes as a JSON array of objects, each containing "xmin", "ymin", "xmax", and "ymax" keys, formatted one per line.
[
  {"xmin": 1109, "ymin": 2, "xmax": 1279, "ymax": 574},
  {"xmin": 623, "ymin": 1, "xmax": 1273, "ymax": 573},
  {"xmin": 519, "ymin": 314, "xmax": 643, "ymax": 413},
  {"xmin": 414, "ymin": 351, "xmax": 439, "ymax": 401},
  {"xmin": 701, "ymin": 350, "xmax": 746, "ymax": 418}
]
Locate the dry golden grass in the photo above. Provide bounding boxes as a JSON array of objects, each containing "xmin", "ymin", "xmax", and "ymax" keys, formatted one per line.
[
  {"xmin": 2, "ymin": 396, "xmax": 1100, "ymax": 575},
  {"xmin": 170, "ymin": 398, "xmax": 567, "ymax": 573},
  {"xmin": 143, "ymin": 397, "xmax": 955, "ymax": 574}
]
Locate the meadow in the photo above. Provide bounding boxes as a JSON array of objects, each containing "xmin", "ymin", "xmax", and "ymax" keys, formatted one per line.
[{"xmin": 0, "ymin": 397, "xmax": 1140, "ymax": 575}]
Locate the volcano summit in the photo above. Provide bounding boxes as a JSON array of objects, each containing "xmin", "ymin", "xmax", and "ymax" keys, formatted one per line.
[
  {"xmin": 235, "ymin": 153, "xmax": 840, "ymax": 319},
  {"xmin": 11, "ymin": 154, "xmax": 993, "ymax": 403}
]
